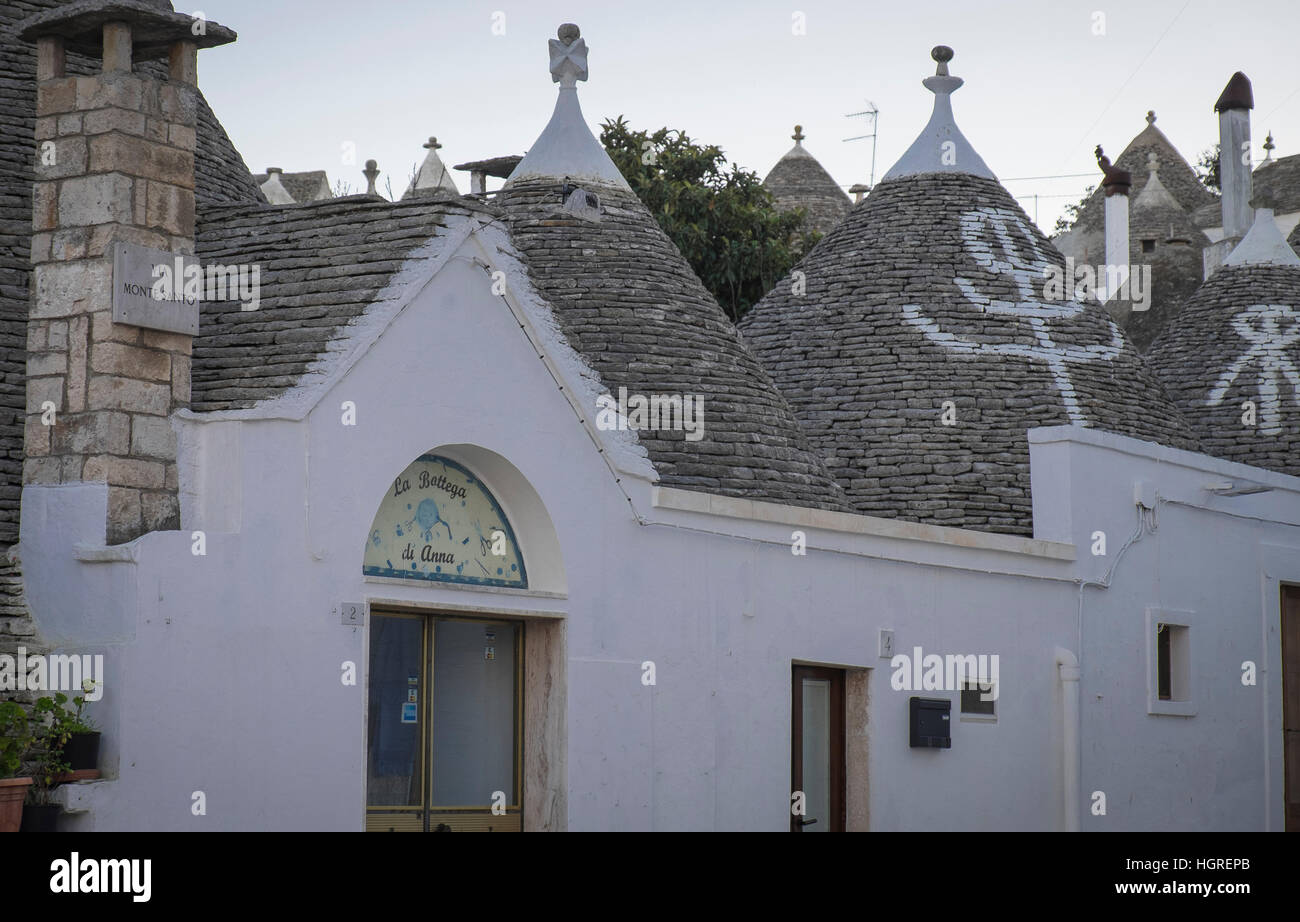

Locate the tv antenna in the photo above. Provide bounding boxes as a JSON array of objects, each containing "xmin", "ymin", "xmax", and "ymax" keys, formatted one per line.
[{"xmin": 844, "ymin": 101, "xmax": 879, "ymax": 188}]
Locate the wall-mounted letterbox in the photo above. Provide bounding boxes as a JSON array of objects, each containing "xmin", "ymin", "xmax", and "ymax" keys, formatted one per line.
[{"xmin": 909, "ymin": 696, "xmax": 951, "ymax": 748}]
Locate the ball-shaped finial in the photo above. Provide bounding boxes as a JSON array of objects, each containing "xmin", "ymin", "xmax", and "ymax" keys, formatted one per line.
[
  {"xmin": 558, "ymin": 23, "xmax": 581, "ymax": 43},
  {"xmin": 365, "ymin": 159, "xmax": 377, "ymax": 170},
  {"xmin": 931, "ymin": 46, "xmax": 954, "ymax": 64}
]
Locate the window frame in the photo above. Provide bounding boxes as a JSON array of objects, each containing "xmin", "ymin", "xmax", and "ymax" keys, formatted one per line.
[{"xmin": 1146, "ymin": 607, "xmax": 1197, "ymax": 717}]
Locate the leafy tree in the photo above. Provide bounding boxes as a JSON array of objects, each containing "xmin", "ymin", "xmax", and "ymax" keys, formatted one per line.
[
  {"xmin": 1196, "ymin": 145, "xmax": 1220, "ymax": 192},
  {"xmin": 600, "ymin": 116, "xmax": 815, "ymax": 322},
  {"xmin": 1052, "ymin": 184, "xmax": 1096, "ymax": 235}
]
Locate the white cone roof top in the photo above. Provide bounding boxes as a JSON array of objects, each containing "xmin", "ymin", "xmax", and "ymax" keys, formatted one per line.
[
  {"xmin": 506, "ymin": 23, "xmax": 630, "ymax": 190},
  {"xmin": 404, "ymin": 137, "xmax": 460, "ymax": 198},
  {"xmin": 1132, "ymin": 153, "xmax": 1181, "ymax": 212},
  {"xmin": 260, "ymin": 167, "xmax": 295, "ymax": 205},
  {"xmin": 1224, "ymin": 207, "xmax": 1300, "ymax": 266},
  {"xmin": 882, "ymin": 46, "xmax": 995, "ymax": 182}
]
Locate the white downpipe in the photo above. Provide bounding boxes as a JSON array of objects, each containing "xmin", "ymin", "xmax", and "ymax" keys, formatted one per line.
[{"xmin": 1055, "ymin": 647, "xmax": 1081, "ymax": 832}]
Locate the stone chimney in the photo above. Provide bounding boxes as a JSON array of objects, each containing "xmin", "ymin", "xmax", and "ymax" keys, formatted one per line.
[
  {"xmin": 19, "ymin": 1, "xmax": 235, "ymax": 544},
  {"xmin": 1095, "ymin": 145, "xmax": 1130, "ymax": 305},
  {"xmin": 1205, "ymin": 72, "xmax": 1253, "ymax": 278}
]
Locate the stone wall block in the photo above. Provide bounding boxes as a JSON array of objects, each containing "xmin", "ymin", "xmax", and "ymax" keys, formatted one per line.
[
  {"xmin": 144, "ymin": 181, "xmax": 195, "ymax": 237},
  {"xmin": 131, "ymin": 415, "xmax": 177, "ymax": 460},
  {"xmin": 36, "ymin": 77, "xmax": 77, "ymax": 116},
  {"xmin": 86, "ymin": 376, "xmax": 172, "ymax": 416},
  {"xmin": 57, "ymin": 173, "xmax": 133, "ymax": 227},
  {"xmin": 83, "ymin": 455, "xmax": 165, "ymax": 490},
  {"xmin": 91, "ymin": 341, "xmax": 171, "ymax": 381},
  {"xmin": 83, "ymin": 107, "xmax": 147, "ymax": 137},
  {"xmin": 51, "ymin": 411, "xmax": 130, "ymax": 456},
  {"xmin": 35, "ymin": 135, "xmax": 87, "ymax": 180},
  {"xmin": 30, "ymin": 261, "xmax": 112, "ymax": 319}
]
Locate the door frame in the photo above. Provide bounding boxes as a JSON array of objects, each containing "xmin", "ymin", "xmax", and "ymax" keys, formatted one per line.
[
  {"xmin": 791, "ymin": 664, "xmax": 846, "ymax": 832},
  {"xmin": 364, "ymin": 607, "xmax": 526, "ymax": 832},
  {"xmin": 1283, "ymin": 583, "xmax": 1300, "ymax": 832}
]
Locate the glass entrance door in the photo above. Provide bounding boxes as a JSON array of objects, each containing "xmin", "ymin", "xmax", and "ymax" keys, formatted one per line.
[
  {"xmin": 791, "ymin": 665, "xmax": 846, "ymax": 832},
  {"xmin": 366, "ymin": 612, "xmax": 522, "ymax": 832}
]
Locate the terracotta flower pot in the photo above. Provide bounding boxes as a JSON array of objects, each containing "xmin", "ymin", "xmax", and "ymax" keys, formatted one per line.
[{"xmin": 0, "ymin": 777, "xmax": 33, "ymax": 833}]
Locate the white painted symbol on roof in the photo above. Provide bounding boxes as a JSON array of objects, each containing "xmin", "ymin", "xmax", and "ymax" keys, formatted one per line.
[
  {"xmin": 899, "ymin": 206, "xmax": 1122, "ymax": 424},
  {"xmin": 1206, "ymin": 303, "xmax": 1300, "ymax": 435}
]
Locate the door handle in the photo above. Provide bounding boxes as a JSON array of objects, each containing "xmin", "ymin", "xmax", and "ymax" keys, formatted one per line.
[{"xmin": 798, "ymin": 817, "xmax": 818, "ymax": 827}]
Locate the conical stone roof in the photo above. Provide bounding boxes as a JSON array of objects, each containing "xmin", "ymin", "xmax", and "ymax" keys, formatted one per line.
[
  {"xmin": 1147, "ymin": 209, "xmax": 1300, "ymax": 476},
  {"xmin": 1124, "ymin": 154, "xmax": 1210, "ymax": 352},
  {"xmin": 495, "ymin": 25, "xmax": 848, "ymax": 511},
  {"xmin": 763, "ymin": 126, "xmax": 852, "ymax": 237},
  {"xmin": 740, "ymin": 48, "xmax": 1197, "ymax": 536},
  {"xmin": 1074, "ymin": 111, "xmax": 1218, "ymax": 236}
]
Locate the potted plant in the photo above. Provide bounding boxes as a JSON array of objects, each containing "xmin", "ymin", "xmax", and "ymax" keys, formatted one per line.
[
  {"xmin": 62, "ymin": 681, "xmax": 100, "ymax": 772},
  {"xmin": 20, "ymin": 732, "xmax": 67, "ymax": 832},
  {"xmin": 0, "ymin": 701, "xmax": 35, "ymax": 833},
  {"xmin": 22, "ymin": 693, "xmax": 74, "ymax": 832}
]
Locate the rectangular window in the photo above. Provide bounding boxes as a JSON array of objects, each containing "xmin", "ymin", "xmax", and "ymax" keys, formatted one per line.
[
  {"xmin": 1157, "ymin": 624, "xmax": 1172, "ymax": 700},
  {"xmin": 1156, "ymin": 623, "xmax": 1189, "ymax": 702},
  {"xmin": 960, "ymin": 680, "xmax": 996, "ymax": 717},
  {"xmin": 1142, "ymin": 239, "xmax": 1156, "ymax": 253},
  {"xmin": 1147, "ymin": 608, "xmax": 1196, "ymax": 716}
]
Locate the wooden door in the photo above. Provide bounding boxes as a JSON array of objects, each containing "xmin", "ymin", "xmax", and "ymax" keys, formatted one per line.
[{"xmin": 791, "ymin": 665, "xmax": 846, "ymax": 832}]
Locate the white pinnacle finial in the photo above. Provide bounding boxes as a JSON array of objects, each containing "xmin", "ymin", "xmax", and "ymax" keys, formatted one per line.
[
  {"xmin": 550, "ymin": 23, "xmax": 588, "ymax": 87},
  {"xmin": 882, "ymin": 45, "xmax": 995, "ymax": 181},
  {"xmin": 505, "ymin": 23, "xmax": 630, "ymax": 189},
  {"xmin": 1147, "ymin": 152, "xmax": 1159, "ymax": 174}
]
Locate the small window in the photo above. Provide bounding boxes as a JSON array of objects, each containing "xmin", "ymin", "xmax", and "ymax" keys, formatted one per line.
[
  {"xmin": 1148, "ymin": 608, "xmax": 1195, "ymax": 717},
  {"xmin": 1156, "ymin": 623, "xmax": 1189, "ymax": 701},
  {"xmin": 1157, "ymin": 624, "xmax": 1172, "ymax": 700},
  {"xmin": 960, "ymin": 679, "xmax": 996, "ymax": 719},
  {"xmin": 1141, "ymin": 239, "xmax": 1156, "ymax": 253}
]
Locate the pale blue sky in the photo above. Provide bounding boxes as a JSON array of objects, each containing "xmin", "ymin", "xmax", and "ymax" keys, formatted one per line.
[{"xmin": 195, "ymin": 0, "xmax": 1296, "ymax": 230}]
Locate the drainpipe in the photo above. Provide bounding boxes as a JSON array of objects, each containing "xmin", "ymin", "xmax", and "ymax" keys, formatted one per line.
[{"xmin": 1055, "ymin": 647, "xmax": 1080, "ymax": 832}]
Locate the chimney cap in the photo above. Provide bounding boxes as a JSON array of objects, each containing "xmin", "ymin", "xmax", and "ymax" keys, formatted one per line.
[
  {"xmin": 453, "ymin": 155, "xmax": 525, "ymax": 179},
  {"xmin": 18, "ymin": 1, "xmax": 236, "ymax": 57},
  {"xmin": 1214, "ymin": 72, "xmax": 1254, "ymax": 112},
  {"xmin": 1095, "ymin": 145, "xmax": 1131, "ymax": 195}
]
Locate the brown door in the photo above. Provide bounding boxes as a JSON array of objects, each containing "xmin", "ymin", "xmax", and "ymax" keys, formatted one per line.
[
  {"xmin": 1284, "ymin": 585, "xmax": 1300, "ymax": 831},
  {"xmin": 791, "ymin": 665, "xmax": 845, "ymax": 832}
]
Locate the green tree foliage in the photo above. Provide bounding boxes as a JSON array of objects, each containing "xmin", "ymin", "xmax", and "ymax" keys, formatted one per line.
[
  {"xmin": 1196, "ymin": 144, "xmax": 1221, "ymax": 192},
  {"xmin": 600, "ymin": 116, "xmax": 816, "ymax": 323},
  {"xmin": 1052, "ymin": 184, "xmax": 1096, "ymax": 235}
]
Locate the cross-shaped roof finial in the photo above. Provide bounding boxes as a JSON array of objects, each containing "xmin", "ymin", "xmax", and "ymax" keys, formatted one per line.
[
  {"xmin": 549, "ymin": 23, "xmax": 588, "ymax": 87},
  {"xmin": 792, "ymin": 125, "xmax": 804, "ymax": 143},
  {"xmin": 1263, "ymin": 131, "xmax": 1276, "ymax": 163}
]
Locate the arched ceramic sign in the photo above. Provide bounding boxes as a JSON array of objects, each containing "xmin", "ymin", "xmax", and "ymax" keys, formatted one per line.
[{"xmin": 363, "ymin": 455, "xmax": 527, "ymax": 588}]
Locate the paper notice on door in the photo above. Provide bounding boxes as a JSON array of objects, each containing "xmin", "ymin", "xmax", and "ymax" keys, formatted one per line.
[{"xmin": 401, "ymin": 702, "xmax": 417, "ymax": 723}]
